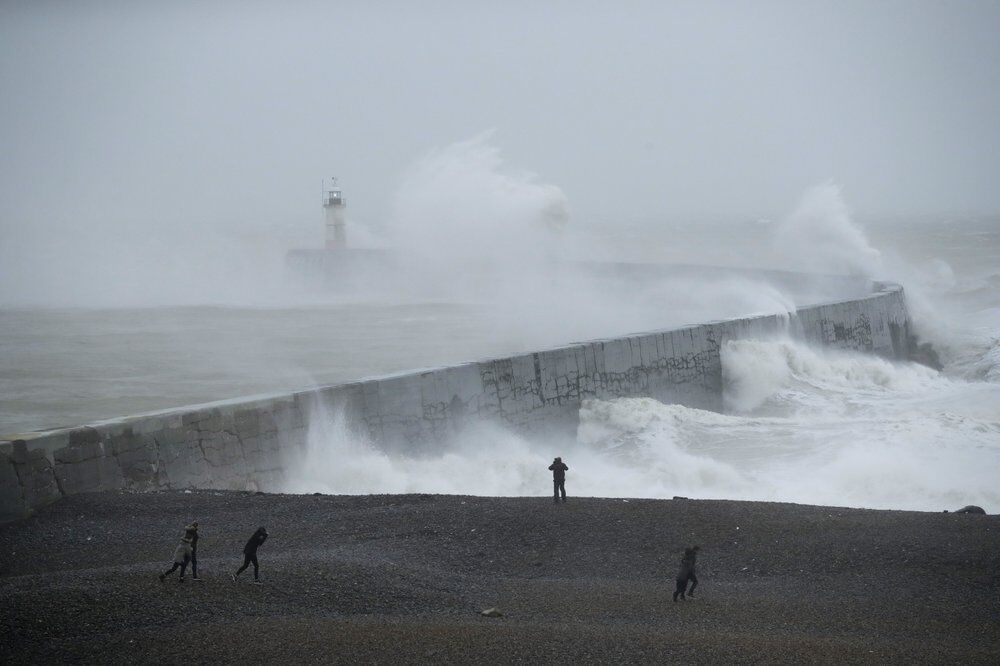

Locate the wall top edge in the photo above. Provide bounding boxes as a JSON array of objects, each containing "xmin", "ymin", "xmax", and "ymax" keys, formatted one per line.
[{"xmin": 2, "ymin": 281, "xmax": 905, "ymax": 445}]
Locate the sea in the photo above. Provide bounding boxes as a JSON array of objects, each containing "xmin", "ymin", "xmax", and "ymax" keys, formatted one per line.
[{"xmin": 2, "ymin": 198, "xmax": 998, "ymax": 513}]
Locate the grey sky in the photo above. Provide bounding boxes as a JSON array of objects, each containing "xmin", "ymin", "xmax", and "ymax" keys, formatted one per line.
[{"xmin": 2, "ymin": 0, "xmax": 999, "ymax": 242}]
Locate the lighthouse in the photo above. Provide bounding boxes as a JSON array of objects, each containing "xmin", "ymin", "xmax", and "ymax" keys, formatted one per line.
[{"xmin": 324, "ymin": 178, "xmax": 347, "ymax": 249}]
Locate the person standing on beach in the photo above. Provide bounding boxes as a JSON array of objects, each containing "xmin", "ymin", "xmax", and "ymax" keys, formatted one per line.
[
  {"xmin": 673, "ymin": 545, "xmax": 700, "ymax": 601},
  {"xmin": 232, "ymin": 527, "xmax": 268, "ymax": 584},
  {"xmin": 184, "ymin": 521, "xmax": 200, "ymax": 581},
  {"xmin": 549, "ymin": 457, "xmax": 569, "ymax": 503},
  {"xmin": 159, "ymin": 533, "xmax": 193, "ymax": 584}
]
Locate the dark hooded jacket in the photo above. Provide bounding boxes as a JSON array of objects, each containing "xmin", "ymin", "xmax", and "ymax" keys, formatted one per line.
[
  {"xmin": 184, "ymin": 523, "xmax": 198, "ymax": 550},
  {"xmin": 548, "ymin": 460, "xmax": 568, "ymax": 481},
  {"xmin": 677, "ymin": 546, "xmax": 699, "ymax": 579},
  {"xmin": 244, "ymin": 528, "xmax": 268, "ymax": 555}
]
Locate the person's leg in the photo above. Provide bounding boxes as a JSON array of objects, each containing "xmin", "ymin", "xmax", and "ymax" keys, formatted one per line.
[
  {"xmin": 178, "ymin": 555, "xmax": 190, "ymax": 581},
  {"xmin": 553, "ymin": 480, "xmax": 560, "ymax": 503},
  {"xmin": 251, "ymin": 554, "xmax": 259, "ymax": 581},
  {"xmin": 673, "ymin": 577, "xmax": 686, "ymax": 601},
  {"xmin": 235, "ymin": 554, "xmax": 251, "ymax": 577},
  {"xmin": 190, "ymin": 549, "xmax": 198, "ymax": 579},
  {"xmin": 687, "ymin": 573, "xmax": 698, "ymax": 597},
  {"xmin": 161, "ymin": 562, "xmax": 181, "ymax": 580},
  {"xmin": 559, "ymin": 480, "xmax": 567, "ymax": 502}
]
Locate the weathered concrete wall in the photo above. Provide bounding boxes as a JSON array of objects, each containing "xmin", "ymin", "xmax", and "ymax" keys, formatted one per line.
[
  {"xmin": 1, "ymin": 282, "xmax": 913, "ymax": 521},
  {"xmin": 0, "ymin": 394, "xmax": 311, "ymax": 522}
]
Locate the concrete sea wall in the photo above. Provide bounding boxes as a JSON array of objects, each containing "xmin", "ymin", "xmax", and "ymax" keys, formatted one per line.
[{"xmin": 1, "ymin": 282, "xmax": 913, "ymax": 521}]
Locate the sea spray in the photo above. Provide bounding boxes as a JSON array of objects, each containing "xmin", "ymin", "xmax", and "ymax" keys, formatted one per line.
[
  {"xmin": 718, "ymin": 338, "xmax": 1000, "ymax": 509},
  {"xmin": 379, "ymin": 133, "xmax": 810, "ymax": 350},
  {"xmin": 386, "ymin": 131, "xmax": 569, "ymax": 301},
  {"xmin": 577, "ymin": 339, "xmax": 1000, "ymax": 511},
  {"xmin": 288, "ymin": 394, "xmax": 555, "ymax": 496},
  {"xmin": 763, "ymin": 184, "xmax": 1000, "ymax": 390},
  {"xmin": 771, "ymin": 182, "xmax": 884, "ymax": 277},
  {"xmin": 722, "ymin": 337, "xmax": 943, "ymax": 413},
  {"xmin": 288, "ymin": 337, "xmax": 1000, "ymax": 512}
]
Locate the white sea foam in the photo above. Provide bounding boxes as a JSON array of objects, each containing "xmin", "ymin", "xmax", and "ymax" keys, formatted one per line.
[
  {"xmin": 3, "ymin": 136, "xmax": 998, "ymax": 514},
  {"xmin": 286, "ymin": 399, "xmax": 556, "ymax": 497},
  {"xmin": 288, "ymin": 396, "xmax": 751, "ymax": 501},
  {"xmin": 585, "ymin": 340, "xmax": 1000, "ymax": 511},
  {"xmin": 289, "ymin": 330, "xmax": 1000, "ymax": 512},
  {"xmin": 285, "ymin": 179, "xmax": 1000, "ymax": 513},
  {"xmin": 721, "ymin": 337, "xmax": 943, "ymax": 413}
]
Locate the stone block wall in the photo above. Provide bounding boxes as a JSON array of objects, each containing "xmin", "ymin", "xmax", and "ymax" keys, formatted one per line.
[{"xmin": 0, "ymin": 282, "xmax": 912, "ymax": 521}]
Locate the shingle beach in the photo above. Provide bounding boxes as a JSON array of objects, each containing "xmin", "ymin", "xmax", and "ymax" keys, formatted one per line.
[{"xmin": 2, "ymin": 491, "xmax": 997, "ymax": 664}]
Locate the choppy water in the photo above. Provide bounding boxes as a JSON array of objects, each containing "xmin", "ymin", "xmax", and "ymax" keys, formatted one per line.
[
  {"xmin": 0, "ymin": 259, "xmax": 853, "ymax": 433},
  {"xmin": 3, "ymin": 214, "xmax": 999, "ymax": 512},
  {"xmin": 286, "ymin": 215, "xmax": 1000, "ymax": 512}
]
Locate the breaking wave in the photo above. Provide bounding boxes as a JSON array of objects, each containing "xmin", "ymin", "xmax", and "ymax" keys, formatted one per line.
[{"xmin": 288, "ymin": 338, "xmax": 1000, "ymax": 512}]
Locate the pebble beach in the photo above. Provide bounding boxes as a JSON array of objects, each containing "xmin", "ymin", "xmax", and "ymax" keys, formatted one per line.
[{"xmin": 1, "ymin": 490, "xmax": 998, "ymax": 664}]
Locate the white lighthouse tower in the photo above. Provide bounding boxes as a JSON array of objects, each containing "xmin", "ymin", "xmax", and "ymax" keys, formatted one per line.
[{"xmin": 323, "ymin": 178, "xmax": 347, "ymax": 250}]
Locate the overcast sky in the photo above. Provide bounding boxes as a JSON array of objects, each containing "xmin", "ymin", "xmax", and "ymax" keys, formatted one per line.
[{"xmin": 2, "ymin": 0, "xmax": 999, "ymax": 241}]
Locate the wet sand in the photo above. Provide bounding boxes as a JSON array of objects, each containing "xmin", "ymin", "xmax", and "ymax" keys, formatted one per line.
[{"xmin": 1, "ymin": 491, "xmax": 998, "ymax": 664}]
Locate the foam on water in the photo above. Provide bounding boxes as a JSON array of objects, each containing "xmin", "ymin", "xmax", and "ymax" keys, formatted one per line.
[
  {"xmin": 287, "ymin": 397, "xmax": 751, "ymax": 500},
  {"xmin": 289, "ymin": 337, "xmax": 1000, "ymax": 511},
  {"xmin": 286, "ymin": 176, "xmax": 1000, "ymax": 512},
  {"xmin": 599, "ymin": 338, "xmax": 1000, "ymax": 511},
  {"xmin": 287, "ymin": 401, "xmax": 558, "ymax": 497},
  {"xmin": 3, "ymin": 127, "xmax": 998, "ymax": 511}
]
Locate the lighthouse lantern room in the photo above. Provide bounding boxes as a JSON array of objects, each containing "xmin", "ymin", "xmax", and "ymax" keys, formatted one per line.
[{"xmin": 324, "ymin": 178, "xmax": 347, "ymax": 250}]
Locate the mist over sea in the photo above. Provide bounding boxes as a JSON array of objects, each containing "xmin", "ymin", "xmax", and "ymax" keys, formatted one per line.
[
  {"xmin": 285, "ymin": 212, "xmax": 1000, "ymax": 513},
  {"xmin": 2, "ymin": 139, "xmax": 999, "ymax": 513}
]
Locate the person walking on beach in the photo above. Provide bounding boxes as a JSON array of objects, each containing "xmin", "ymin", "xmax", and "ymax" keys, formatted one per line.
[
  {"xmin": 159, "ymin": 532, "xmax": 194, "ymax": 584},
  {"xmin": 184, "ymin": 521, "xmax": 200, "ymax": 581},
  {"xmin": 673, "ymin": 545, "xmax": 700, "ymax": 602},
  {"xmin": 549, "ymin": 456, "xmax": 569, "ymax": 504},
  {"xmin": 232, "ymin": 527, "xmax": 268, "ymax": 584}
]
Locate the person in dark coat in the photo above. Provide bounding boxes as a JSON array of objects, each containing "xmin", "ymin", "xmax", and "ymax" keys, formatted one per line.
[
  {"xmin": 548, "ymin": 457, "xmax": 569, "ymax": 503},
  {"xmin": 184, "ymin": 521, "xmax": 200, "ymax": 580},
  {"xmin": 159, "ymin": 535, "xmax": 193, "ymax": 583},
  {"xmin": 232, "ymin": 527, "xmax": 268, "ymax": 584},
  {"xmin": 673, "ymin": 545, "xmax": 700, "ymax": 601}
]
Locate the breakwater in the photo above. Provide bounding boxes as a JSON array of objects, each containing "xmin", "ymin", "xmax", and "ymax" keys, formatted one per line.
[{"xmin": 1, "ymin": 280, "xmax": 913, "ymax": 521}]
